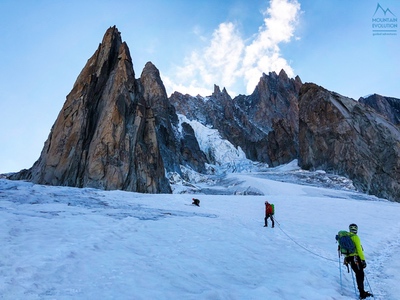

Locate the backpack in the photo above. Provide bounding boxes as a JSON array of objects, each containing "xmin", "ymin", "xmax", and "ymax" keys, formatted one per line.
[
  {"xmin": 266, "ymin": 203, "xmax": 274, "ymax": 215},
  {"xmin": 336, "ymin": 231, "xmax": 356, "ymax": 255}
]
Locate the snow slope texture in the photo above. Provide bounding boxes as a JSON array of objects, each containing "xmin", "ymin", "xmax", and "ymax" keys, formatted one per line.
[{"xmin": 1, "ymin": 173, "xmax": 400, "ymax": 300}]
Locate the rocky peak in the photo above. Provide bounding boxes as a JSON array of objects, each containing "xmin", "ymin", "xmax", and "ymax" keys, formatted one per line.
[
  {"xmin": 79, "ymin": 26, "xmax": 123, "ymax": 82},
  {"xmin": 359, "ymin": 93, "xmax": 400, "ymax": 126},
  {"xmin": 139, "ymin": 62, "xmax": 207, "ymax": 174},
  {"xmin": 278, "ymin": 69, "xmax": 288, "ymax": 78},
  {"xmin": 235, "ymin": 71, "xmax": 301, "ymax": 165},
  {"xmin": 140, "ymin": 61, "xmax": 170, "ymax": 117},
  {"xmin": 211, "ymin": 85, "xmax": 232, "ymax": 105},
  {"xmin": 212, "ymin": 84, "xmax": 221, "ymax": 95},
  {"xmin": 141, "ymin": 61, "xmax": 162, "ymax": 82},
  {"xmin": 210, "ymin": 84, "xmax": 230, "ymax": 97},
  {"xmin": 299, "ymin": 83, "xmax": 400, "ymax": 201},
  {"xmin": 10, "ymin": 26, "xmax": 171, "ymax": 193}
]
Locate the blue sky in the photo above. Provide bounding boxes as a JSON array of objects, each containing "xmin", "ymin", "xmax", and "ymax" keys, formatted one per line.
[{"xmin": 0, "ymin": 0, "xmax": 399, "ymax": 173}]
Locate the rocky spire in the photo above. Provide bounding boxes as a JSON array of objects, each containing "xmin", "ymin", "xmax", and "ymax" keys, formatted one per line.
[
  {"xmin": 212, "ymin": 84, "xmax": 221, "ymax": 96},
  {"xmin": 140, "ymin": 61, "xmax": 208, "ymax": 174},
  {"xmin": 236, "ymin": 70, "xmax": 301, "ymax": 165},
  {"xmin": 12, "ymin": 26, "xmax": 171, "ymax": 193}
]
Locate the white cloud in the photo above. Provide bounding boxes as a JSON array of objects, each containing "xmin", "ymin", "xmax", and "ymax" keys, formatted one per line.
[
  {"xmin": 242, "ymin": 0, "xmax": 300, "ymax": 92},
  {"xmin": 164, "ymin": 0, "xmax": 301, "ymax": 97}
]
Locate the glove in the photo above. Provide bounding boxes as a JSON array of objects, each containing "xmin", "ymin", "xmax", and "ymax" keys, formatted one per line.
[{"xmin": 361, "ymin": 260, "xmax": 367, "ymax": 269}]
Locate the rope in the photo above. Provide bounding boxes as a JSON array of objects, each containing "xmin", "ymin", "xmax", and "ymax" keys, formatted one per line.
[
  {"xmin": 274, "ymin": 217, "xmax": 376, "ymax": 297},
  {"xmin": 274, "ymin": 218, "xmax": 376, "ymax": 298},
  {"xmin": 274, "ymin": 217, "xmax": 337, "ymax": 262}
]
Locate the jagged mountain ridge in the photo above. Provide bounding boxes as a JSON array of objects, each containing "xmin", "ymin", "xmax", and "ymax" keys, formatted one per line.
[
  {"xmin": 171, "ymin": 76, "xmax": 400, "ymax": 201},
  {"xmin": 170, "ymin": 70, "xmax": 302, "ymax": 167},
  {"xmin": 7, "ymin": 26, "xmax": 400, "ymax": 201}
]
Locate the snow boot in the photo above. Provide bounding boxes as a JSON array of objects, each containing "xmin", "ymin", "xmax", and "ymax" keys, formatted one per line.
[{"xmin": 360, "ymin": 291, "xmax": 373, "ymax": 299}]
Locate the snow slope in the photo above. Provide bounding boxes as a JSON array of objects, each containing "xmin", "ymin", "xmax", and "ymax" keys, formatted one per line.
[{"xmin": 1, "ymin": 170, "xmax": 400, "ymax": 300}]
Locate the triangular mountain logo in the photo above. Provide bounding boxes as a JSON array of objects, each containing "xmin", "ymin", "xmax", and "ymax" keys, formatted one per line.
[
  {"xmin": 371, "ymin": 3, "xmax": 397, "ymax": 36},
  {"xmin": 373, "ymin": 3, "xmax": 396, "ymax": 17}
]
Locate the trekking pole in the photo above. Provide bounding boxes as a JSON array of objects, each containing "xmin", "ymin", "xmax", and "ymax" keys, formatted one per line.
[
  {"xmin": 338, "ymin": 249, "xmax": 343, "ymax": 295},
  {"xmin": 350, "ymin": 268, "xmax": 358, "ymax": 298},
  {"xmin": 364, "ymin": 272, "xmax": 374, "ymax": 297}
]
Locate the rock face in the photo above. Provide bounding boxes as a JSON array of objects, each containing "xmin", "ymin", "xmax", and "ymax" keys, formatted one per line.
[
  {"xmin": 359, "ymin": 94, "xmax": 400, "ymax": 126},
  {"xmin": 169, "ymin": 70, "xmax": 302, "ymax": 166},
  {"xmin": 299, "ymin": 83, "xmax": 400, "ymax": 201},
  {"xmin": 11, "ymin": 26, "xmax": 171, "ymax": 193},
  {"xmin": 140, "ymin": 62, "xmax": 208, "ymax": 174},
  {"xmin": 235, "ymin": 70, "xmax": 302, "ymax": 166}
]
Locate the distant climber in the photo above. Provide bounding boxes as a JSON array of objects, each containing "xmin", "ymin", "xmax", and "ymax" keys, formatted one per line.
[
  {"xmin": 192, "ymin": 198, "xmax": 200, "ymax": 207},
  {"xmin": 264, "ymin": 201, "xmax": 275, "ymax": 228}
]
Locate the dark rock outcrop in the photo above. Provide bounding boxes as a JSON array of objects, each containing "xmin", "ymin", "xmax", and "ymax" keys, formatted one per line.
[
  {"xmin": 299, "ymin": 83, "xmax": 400, "ymax": 201},
  {"xmin": 359, "ymin": 94, "xmax": 400, "ymax": 126},
  {"xmin": 140, "ymin": 62, "xmax": 208, "ymax": 174},
  {"xmin": 235, "ymin": 70, "xmax": 302, "ymax": 166},
  {"xmin": 169, "ymin": 70, "xmax": 302, "ymax": 166},
  {"xmin": 10, "ymin": 26, "xmax": 171, "ymax": 193}
]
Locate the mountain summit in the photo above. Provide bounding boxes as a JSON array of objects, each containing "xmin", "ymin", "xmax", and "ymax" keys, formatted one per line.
[
  {"xmin": 11, "ymin": 26, "xmax": 171, "ymax": 193},
  {"xmin": 8, "ymin": 26, "xmax": 400, "ymax": 202}
]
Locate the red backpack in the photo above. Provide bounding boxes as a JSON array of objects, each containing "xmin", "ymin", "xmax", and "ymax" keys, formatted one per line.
[{"xmin": 266, "ymin": 203, "xmax": 274, "ymax": 214}]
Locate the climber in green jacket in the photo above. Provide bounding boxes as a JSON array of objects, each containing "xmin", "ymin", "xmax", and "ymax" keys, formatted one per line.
[{"xmin": 344, "ymin": 224, "xmax": 372, "ymax": 299}]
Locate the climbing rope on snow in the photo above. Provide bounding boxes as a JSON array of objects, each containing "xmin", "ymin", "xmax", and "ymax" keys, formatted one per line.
[
  {"xmin": 274, "ymin": 218, "xmax": 373, "ymax": 298},
  {"xmin": 274, "ymin": 217, "xmax": 337, "ymax": 263},
  {"xmin": 273, "ymin": 217, "xmax": 376, "ymax": 297}
]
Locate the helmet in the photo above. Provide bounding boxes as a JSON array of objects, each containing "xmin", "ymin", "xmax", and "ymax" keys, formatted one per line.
[
  {"xmin": 349, "ymin": 223, "xmax": 358, "ymax": 234},
  {"xmin": 265, "ymin": 201, "xmax": 269, "ymax": 205}
]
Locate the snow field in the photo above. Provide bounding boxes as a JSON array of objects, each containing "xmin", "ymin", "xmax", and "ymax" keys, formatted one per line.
[{"xmin": 1, "ymin": 176, "xmax": 400, "ymax": 299}]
